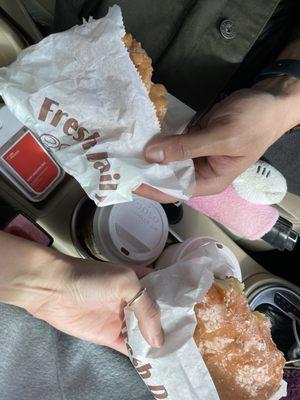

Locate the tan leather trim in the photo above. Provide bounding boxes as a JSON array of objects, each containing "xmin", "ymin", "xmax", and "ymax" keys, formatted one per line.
[
  {"xmin": 0, "ymin": 17, "xmax": 25, "ymax": 66},
  {"xmin": 0, "ymin": 0, "xmax": 42, "ymax": 43},
  {"xmin": 275, "ymin": 192, "xmax": 300, "ymax": 232}
]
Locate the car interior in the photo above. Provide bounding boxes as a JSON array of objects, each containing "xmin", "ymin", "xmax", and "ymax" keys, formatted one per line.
[{"xmin": 0, "ymin": 0, "xmax": 299, "ymax": 385}]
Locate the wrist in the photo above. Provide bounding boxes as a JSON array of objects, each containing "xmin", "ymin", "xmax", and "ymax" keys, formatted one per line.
[
  {"xmin": 253, "ymin": 75, "xmax": 300, "ymax": 130},
  {"xmin": 0, "ymin": 243, "xmax": 72, "ymax": 314},
  {"xmin": 278, "ymin": 40, "xmax": 300, "ymax": 61}
]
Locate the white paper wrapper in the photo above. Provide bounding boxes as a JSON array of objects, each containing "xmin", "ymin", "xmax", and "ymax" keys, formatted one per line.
[
  {"xmin": 124, "ymin": 241, "xmax": 287, "ymax": 400},
  {"xmin": 270, "ymin": 380, "xmax": 287, "ymax": 400},
  {"xmin": 0, "ymin": 5, "xmax": 195, "ymax": 206}
]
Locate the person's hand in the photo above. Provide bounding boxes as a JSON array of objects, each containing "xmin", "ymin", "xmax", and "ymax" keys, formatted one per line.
[
  {"xmin": 0, "ymin": 231, "xmax": 163, "ymax": 355},
  {"xmin": 26, "ymin": 257, "xmax": 163, "ymax": 354},
  {"xmin": 139, "ymin": 77, "xmax": 300, "ymax": 202}
]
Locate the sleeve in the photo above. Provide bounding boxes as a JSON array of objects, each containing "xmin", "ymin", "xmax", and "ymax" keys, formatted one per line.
[
  {"xmin": 54, "ymin": 0, "xmax": 96, "ymax": 32},
  {"xmin": 287, "ymin": 21, "xmax": 300, "ymax": 44}
]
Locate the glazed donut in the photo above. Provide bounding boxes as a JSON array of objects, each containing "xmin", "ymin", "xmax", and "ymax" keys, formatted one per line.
[
  {"xmin": 194, "ymin": 278, "xmax": 285, "ymax": 400},
  {"xmin": 123, "ymin": 33, "xmax": 168, "ymax": 124}
]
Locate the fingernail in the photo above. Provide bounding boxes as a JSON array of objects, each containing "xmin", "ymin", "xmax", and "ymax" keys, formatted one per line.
[
  {"xmin": 146, "ymin": 147, "xmax": 165, "ymax": 163},
  {"xmin": 150, "ymin": 330, "xmax": 164, "ymax": 348}
]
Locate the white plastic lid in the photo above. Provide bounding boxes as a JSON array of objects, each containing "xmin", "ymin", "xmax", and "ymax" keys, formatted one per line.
[
  {"xmin": 155, "ymin": 236, "xmax": 242, "ymax": 281},
  {"xmin": 93, "ymin": 196, "xmax": 169, "ymax": 265},
  {"xmin": 178, "ymin": 236, "xmax": 242, "ymax": 281}
]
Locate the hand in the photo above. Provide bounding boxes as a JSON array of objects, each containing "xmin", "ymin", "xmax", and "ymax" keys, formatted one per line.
[
  {"xmin": 141, "ymin": 77, "xmax": 300, "ymax": 201},
  {"xmin": 0, "ymin": 232, "xmax": 163, "ymax": 355},
  {"xmin": 28, "ymin": 258, "xmax": 163, "ymax": 354}
]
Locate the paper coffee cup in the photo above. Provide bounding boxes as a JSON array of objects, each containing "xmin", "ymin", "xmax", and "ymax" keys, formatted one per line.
[
  {"xmin": 91, "ymin": 196, "xmax": 169, "ymax": 265},
  {"xmin": 155, "ymin": 236, "xmax": 242, "ymax": 281}
]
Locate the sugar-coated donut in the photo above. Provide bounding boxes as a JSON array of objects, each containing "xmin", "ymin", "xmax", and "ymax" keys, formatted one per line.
[
  {"xmin": 194, "ymin": 278, "xmax": 285, "ymax": 400},
  {"xmin": 123, "ymin": 33, "xmax": 168, "ymax": 124}
]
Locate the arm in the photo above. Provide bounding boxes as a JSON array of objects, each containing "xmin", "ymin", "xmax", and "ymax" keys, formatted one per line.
[
  {"xmin": 253, "ymin": 39, "xmax": 300, "ymax": 102},
  {"xmin": 0, "ymin": 230, "xmax": 164, "ymax": 353},
  {"xmin": 0, "ymin": 230, "xmax": 68, "ymax": 310}
]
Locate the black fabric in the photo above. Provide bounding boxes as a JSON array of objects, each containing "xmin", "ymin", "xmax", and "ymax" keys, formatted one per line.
[
  {"xmin": 54, "ymin": 0, "xmax": 87, "ymax": 31},
  {"xmin": 264, "ymin": 129, "xmax": 300, "ymax": 195},
  {"xmin": 54, "ymin": 0, "xmax": 300, "ymax": 91},
  {"xmin": 224, "ymin": 0, "xmax": 300, "ymax": 93}
]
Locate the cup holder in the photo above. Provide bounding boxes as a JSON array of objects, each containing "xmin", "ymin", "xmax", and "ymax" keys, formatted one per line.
[
  {"xmin": 249, "ymin": 285, "xmax": 300, "ymax": 361},
  {"xmin": 70, "ymin": 196, "xmax": 98, "ymax": 259},
  {"xmin": 70, "ymin": 196, "xmax": 176, "ymax": 262},
  {"xmin": 162, "ymin": 203, "xmax": 183, "ymax": 225}
]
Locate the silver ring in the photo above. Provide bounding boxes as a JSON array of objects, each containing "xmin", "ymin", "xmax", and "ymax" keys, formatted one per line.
[{"xmin": 127, "ymin": 288, "xmax": 147, "ymax": 308}]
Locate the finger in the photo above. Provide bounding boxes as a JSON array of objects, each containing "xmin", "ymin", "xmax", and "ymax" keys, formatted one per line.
[
  {"xmin": 105, "ymin": 261, "xmax": 153, "ymax": 279},
  {"xmin": 106, "ymin": 334, "xmax": 128, "ymax": 355},
  {"xmin": 193, "ymin": 155, "xmax": 249, "ymax": 196},
  {"xmin": 144, "ymin": 125, "xmax": 226, "ymax": 163},
  {"xmin": 134, "ymin": 183, "xmax": 179, "ymax": 203},
  {"xmin": 193, "ymin": 158, "xmax": 233, "ymax": 196},
  {"xmin": 92, "ymin": 334, "xmax": 128, "ymax": 355},
  {"xmin": 122, "ymin": 279, "xmax": 164, "ymax": 348},
  {"xmin": 200, "ymin": 102, "xmax": 222, "ymax": 129},
  {"xmin": 130, "ymin": 289, "xmax": 164, "ymax": 348},
  {"xmin": 129, "ymin": 264, "xmax": 155, "ymax": 279}
]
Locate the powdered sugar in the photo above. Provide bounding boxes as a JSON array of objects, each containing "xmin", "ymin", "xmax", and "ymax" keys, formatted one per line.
[
  {"xmin": 197, "ymin": 304, "xmax": 225, "ymax": 332},
  {"xmin": 240, "ymin": 333, "xmax": 267, "ymax": 353},
  {"xmin": 236, "ymin": 364, "xmax": 270, "ymax": 398},
  {"xmin": 204, "ymin": 336, "xmax": 234, "ymax": 353}
]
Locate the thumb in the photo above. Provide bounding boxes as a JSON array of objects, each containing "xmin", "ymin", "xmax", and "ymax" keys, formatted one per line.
[
  {"xmin": 122, "ymin": 273, "xmax": 164, "ymax": 349},
  {"xmin": 144, "ymin": 125, "xmax": 225, "ymax": 163},
  {"xmin": 129, "ymin": 264, "xmax": 154, "ymax": 279}
]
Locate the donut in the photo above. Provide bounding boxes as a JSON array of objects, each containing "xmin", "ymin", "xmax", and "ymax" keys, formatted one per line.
[
  {"xmin": 123, "ymin": 33, "xmax": 168, "ymax": 124},
  {"xmin": 194, "ymin": 278, "xmax": 285, "ymax": 400}
]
